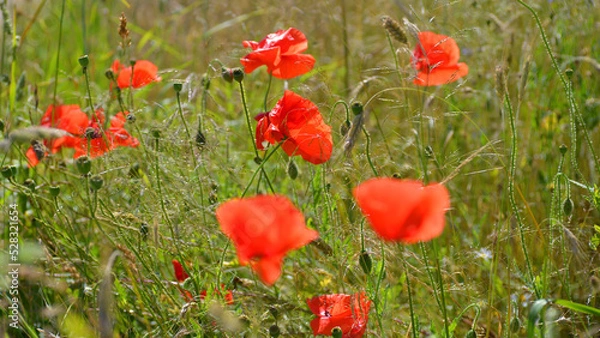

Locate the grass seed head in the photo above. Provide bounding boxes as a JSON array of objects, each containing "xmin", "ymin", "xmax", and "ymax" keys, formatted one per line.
[{"xmin": 382, "ymin": 16, "xmax": 408, "ymax": 45}]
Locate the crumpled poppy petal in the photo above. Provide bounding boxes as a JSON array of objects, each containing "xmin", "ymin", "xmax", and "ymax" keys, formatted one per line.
[
  {"xmin": 114, "ymin": 60, "xmax": 161, "ymax": 89},
  {"xmin": 241, "ymin": 46, "xmax": 281, "ymax": 75},
  {"xmin": 270, "ymin": 54, "xmax": 316, "ymax": 79},
  {"xmin": 412, "ymin": 31, "xmax": 468, "ymax": 86},
  {"xmin": 413, "ymin": 62, "xmax": 469, "ymax": 86}
]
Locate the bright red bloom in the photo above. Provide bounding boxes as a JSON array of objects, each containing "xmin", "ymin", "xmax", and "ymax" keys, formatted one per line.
[
  {"xmin": 73, "ymin": 111, "xmax": 139, "ymax": 159},
  {"xmin": 172, "ymin": 259, "xmax": 189, "ymax": 283},
  {"xmin": 26, "ymin": 105, "xmax": 89, "ymax": 166},
  {"xmin": 255, "ymin": 90, "xmax": 332, "ymax": 165},
  {"xmin": 240, "ymin": 27, "xmax": 316, "ymax": 79},
  {"xmin": 111, "ymin": 59, "xmax": 161, "ymax": 89},
  {"xmin": 216, "ymin": 195, "xmax": 319, "ymax": 286},
  {"xmin": 307, "ymin": 292, "xmax": 371, "ymax": 338},
  {"xmin": 353, "ymin": 178, "xmax": 450, "ymax": 243},
  {"xmin": 412, "ymin": 31, "xmax": 468, "ymax": 86},
  {"xmin": 200, "ymin": 284, "xmax": 234, "ymax": 305}
]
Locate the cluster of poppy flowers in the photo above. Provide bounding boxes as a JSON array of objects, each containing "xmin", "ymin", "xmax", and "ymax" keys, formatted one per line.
[{"xmin": 25, "ymin": 59, "xmax": 160, "ymax": 167}]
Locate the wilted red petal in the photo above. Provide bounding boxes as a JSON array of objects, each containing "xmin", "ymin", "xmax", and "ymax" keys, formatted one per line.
[
  {"xmin": 172, "ymin": 259, "xmax": 189, "ymax": 283},
  {"xmin": 412, "ymin": 31, "xmax": 468, "ymax": 86},
  {"xmin": 353, "ymin": 178, "xmax": 450, "ymax": 243},
  {"xmin": 240, "ymin": 28, "xmax": 315, "ymax": 79},
  {"xmin": 216, "ymin": 195, "xmax": 318, "ymax": 286}
]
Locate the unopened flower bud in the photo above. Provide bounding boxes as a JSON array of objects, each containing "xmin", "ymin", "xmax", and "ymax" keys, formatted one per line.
[
  {"xmin": 465, "ymin": 329, "xmax": 477, "ymax": 338},
  {"xmin": 254, "ymin": 156, "xmax": 262, "ymax": 165},
  {"xmin": 78, "ymin": 55, "xmax": 89, "ymax": 68},
  {"xmin": 510, "ymin": 316, "xmax": 521, "ymax": 333},
  {"xmin": 202, "ymin": 73, "xmax": 211, "ymax": 90},
  {"xmin": 340, "ymin": 120, "xmax": 352, "ymax": 136},
  {"xmin": 233, "ymin": 68, "xmax": 244, "ymax": 83},
  {"xmin": 565, "ymin": 68, "xmax": 574, "ymax": 79},
  {"xmin": 221, "ymin": 67, "xmax": 234, "ymax": 83},
  {"xmin": 287, "ymin": 160, "xmax": 298, "ymax": 180},
  {"xmin": 195, "ymin": 131, "xmax": 206, "ymax": 147},
  {"xmin": 23, "ymin": 178, "xmax": 35, "ymax": 191},
  {"xmin": 359, "ymin": 250, "xmax": 372, "ymax": 274},
  {"xmin": 563, "ymin": 197, "xmax": 574, "ymax": 216},
  {"xmin": 126, "ymin": 113, "xmax": 136, "ymax": 122},
  {"xmin": 268, "ymin": 324, "xmax": 280, "ymax": 338},
  {"xmin": 90, "ymin": 175, "xmax": 104, "ymax": 191},
  {"xmin": 332, "ymin": 327, "xmax": 343, "ymax": 338},
  {"xmin": 76, "ymin": 156, "xmax": 92, "ymax": 175}
]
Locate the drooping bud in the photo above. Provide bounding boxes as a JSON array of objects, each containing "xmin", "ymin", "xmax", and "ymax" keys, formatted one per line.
[
  {"xmin": 253, "ymin": 156, "xmax": 262, "ymax": 165},
  {"xmin": 510, "ymin": 316, "xmax": 521, "ymax": 333},
  {"xmin": 287, "ymin": 159, "xmax": 298, "ymax": 180},
  {"xmin": 76, "ymin": 156, "xmax": 92, "ymax": 175},
  {"xmin": 221, "ymin": 67, "xmax": 234, "ymax": 83},
  {"xmin": 563, "ymin": 197, "xmax": 574, "ymax": 216},
  {"xmin": 559, "ymin": 144, "xmax": 567, "ymax": 156},
  {"xmin": 23, "ymin": 178, "xmax": 36, "ymax": 191},
  {"xmin": 359, "ymin": 250, "xmax": 372, "ymax": 274},
  {"xmin": 465, "ymin": 329, "xmax": 477, "ymax": 338},
  {"xmin": 195, "ymin": 131, "xmax": 206, "ymax": 147},
  {"xmin": 340, "ymin": 119, "xmax": 352, "ymax": 136},
  {"xmin": 1, "ymin": 165, "xmax": 17, "ymax": 179}
]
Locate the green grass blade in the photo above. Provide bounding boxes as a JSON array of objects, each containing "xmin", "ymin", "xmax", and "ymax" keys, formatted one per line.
[
  {"xmin": 527, "ymin": 299, "xmax": 549, "ymax": 338},
  {"xmin": 554, "ymin": 299, "xmax": 600, "ymax": 317}
]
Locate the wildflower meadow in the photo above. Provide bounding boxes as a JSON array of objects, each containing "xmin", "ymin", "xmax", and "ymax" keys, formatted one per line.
[{"xmin": 1, "ymin": 0, "xmax": 600, "ymax": 337}]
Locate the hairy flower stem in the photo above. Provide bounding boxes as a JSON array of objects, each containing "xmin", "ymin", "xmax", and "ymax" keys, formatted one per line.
[
  {"xmin": 401, "ymin": 248, "xmax": 418, "ymax": 338},
  {"xmin": 175, "ymin": 90, "xmax": 192, "ymax": 142},
  {"xmin": 432, "ymin": 239, "xmax": 450, "ymax": 338},
  {"xmin": 241, "ymin": 143, "xmax": 281, "ymax": 198},
  {"xmin": 82, "ymin": 64, "xmax": 95, "ymax": 119},
  {"xmin": 237, "ymin": 80, "xmax": 274, "ymax": 193},
  {"xmin": 263, "ymin": 73, "xmax": 272, "ymax": 112},
  {"xmin": 51, "ymin": 0, "xmax": 67, "ymax": 125},
  {"xmin": 503, "ymin": 83, "xmax": 541, "ymax": 299},
  {"xmin": 361, "ymin": 126, "xmax": 379, "ymax": 177}
]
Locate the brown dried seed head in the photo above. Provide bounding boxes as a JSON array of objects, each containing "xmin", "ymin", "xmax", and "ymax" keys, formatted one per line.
[
  {"xmin": 118, "ymin": 12, "xmax": 130, "ymax": 46},
  {"xmin": 382, "ymin": 16, "xmax": 408, "ymax": 45}
]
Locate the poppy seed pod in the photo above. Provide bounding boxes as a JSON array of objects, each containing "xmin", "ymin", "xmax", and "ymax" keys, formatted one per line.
[
  {"xmin": 351, "ymin": 102, "xmax": 363, "ymax": 116},
  {"xmin": 287, "ymin": 159, "xmax": 298, "ymax": 180},
  {"xmin": 1, "ymin": 165, "xmax": 16, "ymax": 179},
  {"xmin": 23, "ymin": 178, "xmax": 36, "ymax": 191},
  {"xmin": 359, "ymin": 250, "xmax": 372, "ymax": 274},
  {"xmin": 331, "ymin": 327, "xmax": 343, "ymax": 338},
  {"xmin": 466, "ymin": 329, "xmax": 477, "ymax": 338},
  {"xmin": 78, "ymin": 55, "xmax": 89, "ymax": 68},
  {"xmin": 90, "ymin": 175, "xmax": 104, "ymax": 191},
  {"xmin": 559, "ymin": 144, "xmax": 567, "ymax": 156},
  {"xmin": 76, "ymin": 156, "xmax": 92, "ymax": 175},
  {"xmin": 268, "ymin": 325, "xmax": 280, "ymax": 338},
  {"xmin": 49, "ymin": 185, "xmax": 60, "ymax": 198},
  {"xmin": 173, "ymin": 82, "xmax": 183, "ymax": 93}
]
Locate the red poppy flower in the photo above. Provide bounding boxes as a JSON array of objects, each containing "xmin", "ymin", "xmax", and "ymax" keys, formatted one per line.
[
  {"xmin": 412, "ymin": 31, "xmax": 468, "ymax": 86},
  {"xmin": 255, "ymin": 90, "xmax": 332, "ymax": 165},
  {"xmin": 216, "ymin": 195, "xmax": 319, "ymax": 286},
  {"xmin": 306, "ymin": 292, "xmax": 371, "ymax": 338},
  {"xmin": 26, "ymin": 105, "xmax": 89, "ymax": 166},
  {"xmin": 353, "ymin": 178, "xmax": 450, "ymax": 243},
  {"xmin": 200, "ymin": 284, "xmax": 234, "ymax": 305},
  {"xmin": 111, "ymin": 59, "xmax": 161, "ymax": 89},
  {"xmin": 73, "ymin": 111, "xmax": 139, "ymax": 159},
  {"xmin": 240, "ymin": 27, "xmax": 316, "ymax": 79},
  {"xmin": 172, "ymin": 259, "xmax": 190, "ymax": 283}
]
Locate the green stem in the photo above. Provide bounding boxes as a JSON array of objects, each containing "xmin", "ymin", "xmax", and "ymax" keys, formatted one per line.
[
  {"xmin": 238, "ymin": 80, "xmax": 259, "ymax": 157},
  {"xmin": 432, "ymin": 239, "xmax": 450, "ymax": 338},
  {"xmin": 241, "ymin": 143, "xmax": 281, "ymax": 198},
  {"xmin": 82, "ymin": 65, "xmax": 95, "ymax": 117},
  {"xmin": 401, "ymin": 248, "xmax": 418, "ymax": 338},
  {"xmin": 51, "ymin": 0, "xmax": 67, "ymax": 124},
  {"xmin": 361, "ymin": 125, "xmax": 378, "ymax": 177},
  {"xmin": 263, "ymin": 73, "xmax": 272, "ymax": 112},
  {"xmin": 175, "ymin": 89, "xmax": 192, "ymax": 141}
]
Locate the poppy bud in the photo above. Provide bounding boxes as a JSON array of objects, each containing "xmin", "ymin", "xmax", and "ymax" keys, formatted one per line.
[
  {"xmin": 140, "ymin": 222, "xmax": 149, "ymax": 241},
  {"xmin": 195, "ymin": 130, "xmax": 206, "ymax": 147},
  {"xmin": 233, "ymin": 68, "xmax": 244, "ymax": 83},
  {"xmin": 268, "ymin": 325, "xmax": 280, "ymax": 337},
  {"xmin": 202, "ymin": 73, "xmax": 211, "ymax": 90},
  {"xmin": 268, "ymin": 306, "xmax": 278, "ymax": 319},
  {"xmin": 105, "ymin": 69, "xmax": 115, "ymax": 80},
  {"xmin": 254, "ymin": 156, "xmax": 262, "ymax": 165},
  {"xmin": 78, "ymin": 55, "xmax": 89, "ymax": 68},
  {"xmin": 49, "ymin": 185, "xmax": 60, "ymax": 198},
  {"xmin": 510, "ymin": 316, "xmax": 521, "ymax": 333},
  {"xmin": 23, "ymin": 178, "xmax": 36, "ymax": 191},
  {"xmin": 129, "ymin": 59, "xmax": 137, "ymax": 67},
  {"xmin": 1, "ymin": 165, "xmax": 16, "ymax": 179},
  {"xmin": 287, "ymin": 159, "xmax": 298, "ymax": 180},
  {"xmin": 351, "ymin": 102, "xmax": 363, "ymax": 116},
  {"xmin": 340, "ymin": 119, "xmax": 352, "ymax": 136},
  {"xmin": 465, "ymin": 329, "xmax": 477, "ymax": 338},
  {"xmin": 173, "ymin": 82, "xmax": 183, "ymax": 93},
  {"xmin": 359, "ymin": 250, "xmax": 372, "ymax": 274},
  {"xmin": 563, "ymin": 197, "xmax": 574, "ymax": 216},
  {"xmin": 76, "ymin": 156, "xmax": 92, "ymax": 175},
  {"xmin": 221, "ymin": 67, "xmax": 234, "ymax": 83},
  {"xmin": 332, "ymin": 327, "xmax": 343, "ymax": 338},
  {"xmin": 90, "ymin": 175, "xmax": 104, "ymax": 191},
  {"xmin": 151, "ymin": 128, "xmax": 161, "ymax": 139},
  {"xmin": 559, "ymin": 144, "xmax": 567, "ymax": 156}
]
